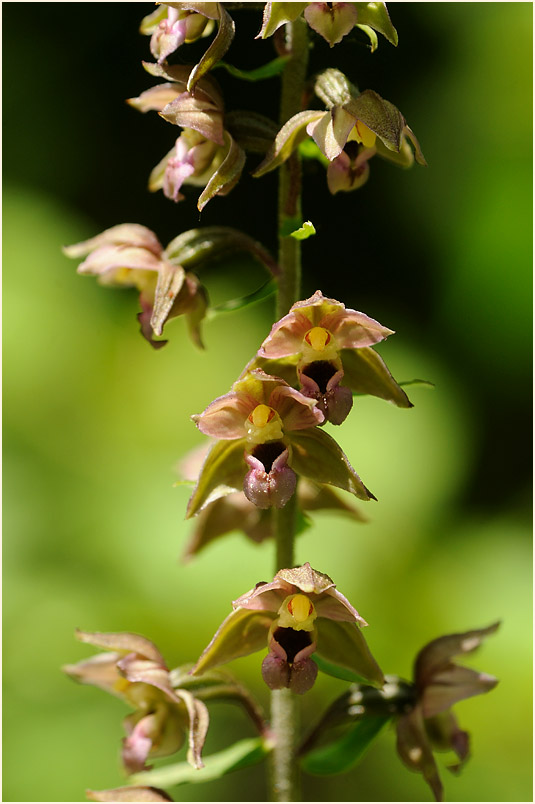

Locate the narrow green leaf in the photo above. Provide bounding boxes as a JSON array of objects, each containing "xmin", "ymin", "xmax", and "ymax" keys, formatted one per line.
[
  {"xmin": 399, "ymin": 379, "xmax": 435, "ymax": 389},
  {"xmin": 290, "ymin": 221, "xmax": 316, "ymax": 241},
  {"xmin": 214, "ymin": 56, "xmax": 289, "ymax": 82},
  {"xmin": 130, "ymin": 737, "xmax": 271, "ymax": 788},
  {"xmin": 301, "ymin": 716, "xmax": 390, "ymax": 775},
  {"xmin": 209, "ymin": 279, "xmax": 276, "ymax": 315},
  {"xmin": 164, "ymin": 227, "xmax": 279, "ymax": 278},
  {"xmin": 314, "ymin": 654, "xmax": 374, "ymax": 685}
]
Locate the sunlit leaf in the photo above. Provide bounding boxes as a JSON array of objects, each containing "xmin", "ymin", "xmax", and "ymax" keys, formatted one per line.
[
  {"xmin": 130, "ymin": 737, "xmax": 271, "ymax": 788},
  {"xmin": 209, "ymin": 280, "xmax": 276, "ymax": 315},
  {"xmin": 301, "ymin": 715, "xmax": 390, "ymax": 775},
  {"xmin": 290, "ymin": 221, "xmax": 316, "ymax": 241},
  {"xmin": 214, "ymin": 56, "xmax": 289, "ymax": 81}
]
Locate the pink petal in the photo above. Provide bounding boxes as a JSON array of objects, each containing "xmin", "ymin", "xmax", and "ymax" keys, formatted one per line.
[
  {"xmin": 321, "ymin": 308, "xmax": 394, "ymax": 348},
  {"xmin": 192, "ymin": 391, "xmax": 256, "ymax": 439},
  {"xmin": 268, "ymin": 385, "xmax": 324, "ymax": 430}
]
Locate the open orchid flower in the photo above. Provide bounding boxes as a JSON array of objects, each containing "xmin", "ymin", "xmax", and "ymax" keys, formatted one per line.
[
  {"xmin": 63, "ymin": 630, "xmax": 210, "ymax": 773},
  {"xmin": 63, "ymin": 224, "xmax": 207, "ymax": 349},
  {"xmin": 254, "ymin": 68, "xmax": 425, "ymax": 194},
  {"xmin": 187, "ymin": 369, "xmax": 375, "ymax": 515},
  {"xmin": 192, "ymin": 563, "xmax": 384, "ymax": 694},
  {"xmin": 129, "ymin": 64, "xmax": 244, "ymax": 211},
  {"xmin": 257, "ymin": 290, "xmax": 411, "ymax": 423},
  {"xmin": 140, "ymin": 3, "xmax": 235, "ymax": 92},
  {"xmin": 257, "ymin": 3, "xmax": 398, "ymax": 49},
  {"xmin": 178, "ymin": 442, "xmax": 366, "ymax": 560}
]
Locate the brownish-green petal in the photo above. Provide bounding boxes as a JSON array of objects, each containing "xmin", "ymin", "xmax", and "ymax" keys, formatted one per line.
[
  {"xmin": 344, "ymin": 89, "xmax": 404, "ymax": 153},
  {"xmin": 191, "ymin": 607, "xmax": 275, "ymax": 675},
  {"xmin": 414, "ymin": 622, "xmax": 500, "ymax": 687},
  {"xmin": 289, "ymin": 428, "xmax": 375, "ymax": 501},
  {"xmin": 174, "ymin": 689, "xmax": 210, "ymax": 769},
  {"xmin": 340, "ymin": 347, "xmax": 412, "ymax": 407},
  {"xmin": 421, "ymin": 665, "xmax": 498, "ymax": 719},
  {"xmin": 396, "ymin": 707, "xmax": 443, "ymax": 801},
  {"xmin": 253, "ymin": 111, "xmax": 325, "ymax": 177},
  {"xmin": 197, "ymin": 133, "xmax": 245, "ymax": 211},
  {"xmin": 185, "ymin": 4, "xmax": 235, "ymax": 93},
  {"xmin": 74, "ymin": 629, "xmax": 166, "ymax": 665},
  {"xmin": 150, "ymin": 263, "xmax": 186, "ymax": 337}
]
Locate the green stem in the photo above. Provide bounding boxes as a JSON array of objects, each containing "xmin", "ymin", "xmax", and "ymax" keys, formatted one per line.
[
  {"xmin": 276, "ymin": 16, "xmax": 309, "ymax": 319},
  {"xmin": 270, "ymin": 16, "xmax": 309, "ymax": 803}
]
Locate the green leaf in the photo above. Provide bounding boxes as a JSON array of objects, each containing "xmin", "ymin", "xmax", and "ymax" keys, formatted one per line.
[
  {"xmin": 354, "ymin": 2, "xmax": 398, "ymax": 46},
  {"xmin": 214, "ymin": 56, "xmax": 289, "ymax": 82},
  {"xmin": 290, "ymin": 220, "xmax": 316, "ymax": 241},
  {"xmin": 130, "ymin": 737, "xmax": 271, "ymax": 788},
  {"xmin": 399, "ymin": 379, "xmax": 435, "ymax": 390},
  {"xmin": 301, "ymin": 715, "xmax": 390, "ymax": 775},
  {"xmin": 209, "ymin": 279, "xmax": 276, "ymax": 315},
  {"xmin": 314, "ymin": 654, "xmax": 374, "ymax": 685}
]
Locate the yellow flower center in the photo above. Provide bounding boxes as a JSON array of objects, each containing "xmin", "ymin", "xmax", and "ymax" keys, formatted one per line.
[
  {"xmin": 305, "ymin": 326, "xmax": 331, "ymax": 352},
  {"xmin": 246, "ymin": 404, "xmax": 284, "ymax": 444},
  {"xmin": 277, "ymin": 594, "xmax": 317, "ymax": 631},
  {"xmin": 287, "ymin": 594, "xmax": 314, "ymax": 622},
  {"xmin": 349, "ymin": 120, "xmax": 377, "ymax": 149},
  {"xmin": 250, "ymin": 403, "xmax": 273, "ymax": 427}
]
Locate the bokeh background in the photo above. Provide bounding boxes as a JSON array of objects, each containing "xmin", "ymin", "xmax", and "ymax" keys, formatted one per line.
[{"xmin": 3, "ymin": 3, "xmax": 532, "ymax": 802}]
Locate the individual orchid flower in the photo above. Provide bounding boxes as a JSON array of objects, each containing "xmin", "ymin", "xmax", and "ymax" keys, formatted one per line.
[
  {"xmin": 303, "ymin": 623, "xmax": 499, "ymax": 800},
  {"xmin": 187, "ymin": 368, "xmax": 375, "ymax": 515},
  {"xmin": 128, "ymin": 64, "xmax": 245, "ymax": 212},
  {"xmin": 253, "ymin": 68, "xmax": 426, "ymax": 194},
  {"xmin": 63, "ymin": 224, "xmax": 207, "ymax": 349},
  {"xmin": 192, "ymin": 563, "xmax": 384, "ymax": 695},
  {"xmin": 257, "ymin": 3, "xmax": 398, "ymax": 49},
  {"xmin": 63, "ymin": 630, "xmax": 210, "ymax": 773},
  {"xmin": 179, "ymin": 442, "xmax": 366, "ymax": 560},
  {"xmin": 140, "ymin": 3, "xmax": 235, "ymax": 92},
  {"xmin": 395, "ymin": 623, "xmax": 500, "ymax": 801},
  {"xmin": 256, "ymin": 290, "xmax": 411, "ymax": 424}
]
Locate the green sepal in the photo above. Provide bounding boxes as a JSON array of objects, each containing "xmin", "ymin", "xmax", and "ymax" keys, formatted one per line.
[
  {"xmin": 186, "ymin": 439, "xmax": 247, "ymax": 518},
  {"xmin": 290, "ymin": 221, "xmax": 316, "ymax": 241},
  {"xmin": 289, "ymin": 428, "xmax": 376, "ymax": 501},
  {"xmin": 130, "ymin": 737, "xmax": 271, "ymax": 788},
  {"xmin": 354, "ymin": 2, "xmax": 398, "ymax": 46},
  {"xmin": 197, "ymin": 133, "xmax": 245, "ymax": 211},
  {"xmin": 165, "ymin": 227, "xmax": 279, "ymax": 278},
  {"xmin": 316, "ymin": 620, "xmax": 385, "ymax": 687},
  {"xmin": 341, "ymin": 347, "xmax": 413, "ymax": 408},
  {"xmin": 344, "ymin": 89, "xmax": 405, "ymax": 153},
  {"xmin": 313, "ymin": 654, "xmax": 374, "ymax": 685},
  {"xmin": 356, "ymin": 23, "xmax": 379, "ymax": 52},
  {"xmin": 192, "ymin": 607, "xmax": 274, "ymax": 674},
  {"xmin": 214, "ymin": 56, "xmax": 289, "ymax": 82},
  {"xmin": 186, "ymin": 4, "xmax": 236, "ymax": 93},
  {"xmin": 150, "ymin": 264, "xmax": 186, "ymax": 337},
  {"xmin": 301, "ymin": 715, "xmax": 390, "ymax": 775},
  {"xmin": 209, "ymin": 279, "xmax": 276, "ymax": 315},
  {"xmin": 253, "ymin": 111, "xmax": 324, "ymax": 177},
  {"xmin": 258, "ymin": 3, "xmax": 308, "ymax": 39}
]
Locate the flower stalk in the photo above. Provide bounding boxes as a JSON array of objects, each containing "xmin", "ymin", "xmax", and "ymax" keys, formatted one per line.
[{"xmin": 271, "ymin": 16, "xmax": 309, "ymax": 802}]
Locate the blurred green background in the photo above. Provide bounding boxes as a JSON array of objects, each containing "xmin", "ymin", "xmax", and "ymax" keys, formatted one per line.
[{"xmin": 3, "ymin": 3, "xmax": 532, "ymax": 802}]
